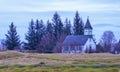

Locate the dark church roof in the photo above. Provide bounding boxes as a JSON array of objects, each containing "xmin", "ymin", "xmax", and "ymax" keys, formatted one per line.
[
  {"xmin": 63, "ymin": 35, "xmax": 92, "ymax": 46},
  {"xmin": 84, "ymin": 17, "xmax": 93, "ymax": 29}
]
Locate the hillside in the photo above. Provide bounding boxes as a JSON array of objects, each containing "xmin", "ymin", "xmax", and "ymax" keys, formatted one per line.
[{"xmin": 0, "ymin": 51, "xmax": 120, "ymax": 72}]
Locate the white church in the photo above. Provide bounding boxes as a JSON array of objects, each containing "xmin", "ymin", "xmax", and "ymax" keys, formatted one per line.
[{"xmin": 62, "ymin": 18, "xmax": 96, "ymax": 53}]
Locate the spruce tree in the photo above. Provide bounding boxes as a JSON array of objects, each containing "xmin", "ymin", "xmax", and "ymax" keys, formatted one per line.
[
  {"xmin": 64, "ymin": 18, "xmax": 71, "ymax": 35},
  {"xmin": 24, "ymin": 19, "xmax": 36, "ymax": 50},
  {"xmin": 41, "ymin": 20, "xmax": 55, "ymax": 53},
  {"xmin": 46, "ymin": 20, "xmax": 53, "ymax": 34},
  {"xmin": 35, "ymin": 19, "xmax": 45, "ymax": 51},
  {"xmin": 35, "ymin": 19, "xmax": 45, "ymax": 40},
  {"xmin": 5, "ymin": 22, "xmax": 20, "ymax": 50},
  {"xmin": 52, "ymin": 12, "xmax": 63, "ymax": 40},
  {"xmin": 73, "ymin": 11, "xmax": 84, "ymax": 35},
  {"xmin": 34, "ymin": 19, "xmax": 40, "ymax": 49}
]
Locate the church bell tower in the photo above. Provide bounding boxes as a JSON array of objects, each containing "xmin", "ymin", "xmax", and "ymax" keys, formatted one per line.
[{"xmin": 84, "ymin": 17, "xmax": 93, "ymax": 35}]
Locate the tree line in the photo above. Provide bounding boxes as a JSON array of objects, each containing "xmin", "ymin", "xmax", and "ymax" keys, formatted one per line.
[
  {"xmin": 1, "ymin": 11, "xmax": 120, "ymax": 54},
  {"xmin": 2, "ymin": 11, "xmax": 84, "ymax": 53}
]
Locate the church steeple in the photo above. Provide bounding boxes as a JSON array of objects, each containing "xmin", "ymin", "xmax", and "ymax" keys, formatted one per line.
[
  {"xmin": 84, "ymin": 17, "xmax": 93, "ymax": 35},
  {"xmin": 84, "ymin": 17, "xmax": 93, "ymax": 29}
]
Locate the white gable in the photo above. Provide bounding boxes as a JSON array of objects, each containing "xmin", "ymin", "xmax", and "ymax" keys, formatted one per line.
[{"xmin": 82, "ymin": 38, "xmax": 96, "ymax": 53}]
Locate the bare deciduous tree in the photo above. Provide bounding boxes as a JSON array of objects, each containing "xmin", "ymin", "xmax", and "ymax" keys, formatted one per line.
[
  {"xmin": 99, "ymin": 31, "xmax": 117, "ymax": 52},
  {"xmin": 113, "ymin": 41, "xmax": 120, "ymax": 54},
  {"xmin": 37, "ymin": 32, "xmax": 55, "ymax": 53},
  {"xmin": 53, "ymin": 34, "xmax": 66, "ymax": 53}
]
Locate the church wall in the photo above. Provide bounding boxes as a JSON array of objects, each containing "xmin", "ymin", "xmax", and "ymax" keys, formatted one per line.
[
  {"xmin": 83, "ymin": 38, "xmax": 96, "ymax": 53},
  {"xmin": 62, "ymin": 45, "xmax": 83, "ymax": 53}
]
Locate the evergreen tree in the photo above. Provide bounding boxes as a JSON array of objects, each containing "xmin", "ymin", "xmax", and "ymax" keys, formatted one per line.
[
  {"xmin": 24, "ymin": 19, "xmax": 36, "ymax": 50},
  {"xmin": 5, "ymin": 22, "xmax": 20, "ymax": 50},
  {"xmin": 52, "ymin": 12, "xmax": 63, "ymax": 40},
  {"xmin": 35, "ymin": 19, "xmax": 45, "ymax": 51},
  {"xmin": 46, "ymin": 20, "xmax": 53, "ymax": 34},
  {"xmin": 35, "ymin": 19, "xmax": 40, "ymax": 49},
  {"xmin": 64, "ymin": 18, "xmax": 71, "ymax": 35},
  {"xmin": 73, "ymin": 11, "xmax": 84, "ymax": 35},
  {"xmin": 37, "ymin": 20, "xmax": 55, "ymax": 53}
]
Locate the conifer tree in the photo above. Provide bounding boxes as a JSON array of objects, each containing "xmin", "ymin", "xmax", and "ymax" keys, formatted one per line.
[
  {"xmin": 64, "ymin": 18, "xmax": 71, "ymax": 35},
  {"xmin": 73, "ymin": 11, "xmax": 84, "ymax": 35},
  {"xmin": 40, "ymin": 20, "xmax": 55, "ymax": 53},
  {"xmin": 52, "ymin": 12, "xmax": 63, "ymax": 40},
  {"xmin": 36, "ymin": 19, "xmax": 45, "ymax": 38},
  {"xmin": 35, "ymin": 19, "xmax": 45, "ymax": 50},
  {"xmin": 24, "ymin": 19, "xmax": 36, "ymax": 50},
  {"xmin": 46, "ymin": 20, "xmax": 53, "ymax": 34},
  {"xmin": 35, "ymin": 19, "xmax": 40, "ymax": 49},
  {"xmin": 5, "ymin": 22, "xmax": 20, "ymax": 50}
]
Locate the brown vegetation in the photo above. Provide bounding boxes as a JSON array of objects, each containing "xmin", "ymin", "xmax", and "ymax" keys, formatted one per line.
[{"xmin": 0, "ymin": 51, "xmax": 120, "ymax": 66}]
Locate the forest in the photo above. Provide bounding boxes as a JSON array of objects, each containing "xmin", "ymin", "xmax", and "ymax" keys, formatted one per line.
[{"xmin": 0, "ymin": 11, "xmax": 120, "ymax": 54}]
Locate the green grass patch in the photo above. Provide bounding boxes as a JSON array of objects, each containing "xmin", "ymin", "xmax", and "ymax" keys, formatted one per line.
[{"xmin": 0, "ymin": 64, "xmax": 119, "ymax": 72}]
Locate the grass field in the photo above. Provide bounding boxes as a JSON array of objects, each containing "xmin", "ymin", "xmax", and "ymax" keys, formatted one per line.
[{"xmin": 0, "ymin": 51, "xmax": 120, "ymax": 72}]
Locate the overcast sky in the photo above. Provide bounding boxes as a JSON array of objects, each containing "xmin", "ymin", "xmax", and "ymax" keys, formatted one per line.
[
  {"xmin": 0, "ymin": 0, "xmax": 120, "ymax": 42},
  {"xmin": 0, "ymin": 0, "xmax": 119, "ymax": 12}
]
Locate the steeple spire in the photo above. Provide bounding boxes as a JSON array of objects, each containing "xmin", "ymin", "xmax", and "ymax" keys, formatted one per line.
[
  {"xmin": 84, "ymin": 17, "xmax": 93, "ymax": 35},
  {"xmin": 84, "ymin": 17, "xmax": 92, "ymax": 29}
]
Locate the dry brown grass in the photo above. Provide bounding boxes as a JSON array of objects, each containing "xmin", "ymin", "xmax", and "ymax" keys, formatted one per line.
[{"xmin": 0, "ymin": 51, "xmax": 120, "ymax": 65}]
